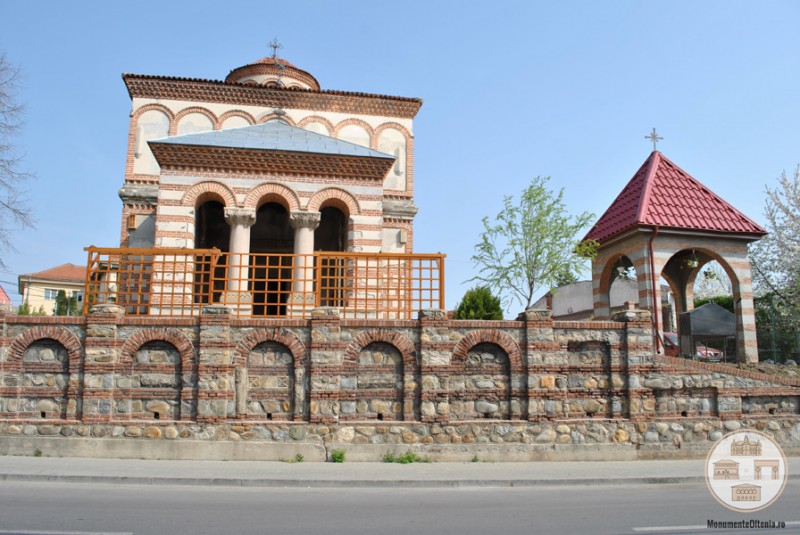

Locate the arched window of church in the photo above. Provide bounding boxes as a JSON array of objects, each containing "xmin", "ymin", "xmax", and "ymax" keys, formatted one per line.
[
  {"xmin": 337, "ymin": 124, "xmax": 370, "ymax": 148},
  {"xmin": 302, "ymin": 122, "xmax": 330, "ymax": 136},
  {"xmin": 177, "ymin": 112, "xmax": 214, "ymax": 136},
  {"xmin": 378, "ymin": 128, "xmax": 406, "ymax": 191},
  {"xmin": 133, "ymin": 110, "xmax": 169, "ymax": 175},
  {"xmin": 221, "ymin": 115, "xmax": 251, "ymax": 130}
]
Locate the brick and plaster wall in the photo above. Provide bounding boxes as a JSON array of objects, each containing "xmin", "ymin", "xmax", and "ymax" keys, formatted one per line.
[{"xmin": 1, "ymin": 305, "xmax": 798, "ymax": 460}]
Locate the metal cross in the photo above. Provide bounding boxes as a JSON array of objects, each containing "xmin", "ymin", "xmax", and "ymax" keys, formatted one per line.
[
  {"xmin": 269, "ymin": 38, "xmax": 282, "ymax": 59},
  {"xmin": 645, "ymin": 128, "xmax": 663, "ymax": 151}
]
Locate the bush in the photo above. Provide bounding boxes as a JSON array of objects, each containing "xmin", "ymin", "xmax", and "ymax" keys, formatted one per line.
[
  {"xmin": 454, "ymin": 286, "xmax": 503, "ymax": 320},
  {"xmin": 331, "ymin": 449, "xmax": 346, "ymax": 463}
]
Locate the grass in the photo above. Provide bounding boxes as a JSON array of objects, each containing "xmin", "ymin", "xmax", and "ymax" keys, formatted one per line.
[
  {"xmin": 331, "ymin": 449, "xmax": 346, "ymax": 463},
  {"xmin": 382, "ymin": 450, "xmax": 432, "ymax": 464}
]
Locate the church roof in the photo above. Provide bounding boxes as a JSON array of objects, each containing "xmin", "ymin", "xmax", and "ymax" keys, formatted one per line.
[
  {"xmin": 122, "ymin": 73, "xmax": 423, "ymax": 119},
  {"xmin": 151, "ymin": 121, "xmax": 394, "ymax": 159},
  {"xmin": 584, "ymin": 151, "xmax": 766, "ymax": 243},
  {"xmin": 149, "ymin": 121, "xmax": 396, "ymax": 180},
  {"xmin": 225, "ymin": 56, "xmax": 321, "ymax": 90}
]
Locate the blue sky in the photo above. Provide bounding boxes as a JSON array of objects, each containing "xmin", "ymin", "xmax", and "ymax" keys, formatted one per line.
[{"xmin": 1, "ymin": 1, "xmax": 798, "ymax": 312}]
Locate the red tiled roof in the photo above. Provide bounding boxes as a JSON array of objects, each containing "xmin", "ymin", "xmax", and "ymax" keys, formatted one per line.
[
  {"xmin": 20, "ymin": 263, "xmax": 85, "ymax": 283},
  {"xmin": 584, "ymin": 151, "xmax": 766, "ymax": 243}
]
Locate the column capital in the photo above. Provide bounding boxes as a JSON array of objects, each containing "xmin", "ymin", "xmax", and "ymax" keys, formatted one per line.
[
  {"xmin": 290, "ymin": 211, "xmax": 321, "ymax": 230},
  {"xmin": 223, "ymin": 207, "xmax": 256, "ymax": 228}
]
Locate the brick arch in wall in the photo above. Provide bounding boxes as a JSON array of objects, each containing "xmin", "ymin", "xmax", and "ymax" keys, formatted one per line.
[
  {"xmin": 169, "ymin": 106, "xmax": 218, "ymax": 136},
  {"xmin": 257, "ymin": 112, "xmax": 297, "ymax": 126},
  {"xmin": 306, "ymin": 187, "xmax": 361, "ymax": 216},
  {"xmin": 217, "ymin": 110, "xmax": 256, "ymax": 128},
  {"xmin": 171, "ymin": 106, "xmax": 218, "ymax": 135},
  {"xmin": 372, "ymin": 122, "xmax": 412, "ymax": 144},
  {"xmin": 243, "ymin": 182, "xmax": 301, "ymax": 212},
  {"xmin": 333, "ymin": 119, "xmax": 374, "ymax": 144},
  {"xmin": 297, "ymin": 116, "xmax": 335, "ymax": 135},
  {"xmin": 596, "ymin": 253, "xmax": 642, "ymax": 306},
  {"xmin": 7, "ymin": 326, "xmax": 83, "ymax": 370},
  {"xmin": 132, "ymin": 103, "xmax": 175, "ymax": 125},
  {"xmin": 120, "ymin": 328, "xmax": 195, "ymax": 368},
  {"xmin": 181, "ymin": 180, "xmax": 238, "ymax": 208},
  {"xmin": 451, "ymin": 330, "xmax": 524, "ymax": 372},
  {"xmin": 344, "ymin": 329, "xmax": 417, "ymax": 367},
  {"xmin": 232, "ymin": 328, "xmax": 306, "ymax": 368}
]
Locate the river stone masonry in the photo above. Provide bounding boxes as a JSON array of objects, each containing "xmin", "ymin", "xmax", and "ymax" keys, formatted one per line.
[{"xmin": 0, "ymin": 305, "xmax": 798, "ymax": 461}]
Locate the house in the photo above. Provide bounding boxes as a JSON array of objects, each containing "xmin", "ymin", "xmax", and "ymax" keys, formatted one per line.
[
  {"xmin": 17, "ymin": 263, "xmax": 85, "ymax": 315},
  {"xmin": 531, "ymin": 279, "xmax": 676, "ymax": 327},
  {"xmin": 0, "ymin": 284, "xmax": 11, "ymax": 306}
]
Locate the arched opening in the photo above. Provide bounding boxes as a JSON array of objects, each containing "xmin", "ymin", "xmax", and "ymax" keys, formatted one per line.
[
  {"xmin": 16, "ymin": 339, "xmax": 69, "ymax": 420},
  {"xmin": 315, "ymin": 206, "xmax": 348, "ymax": 308},
  {"xmin": 450, "ymin": 343, "xmax": 511, "ymax": 420},
  {"xmin": 608, "ymin": 255, "xmax": 638, "ymax": 314},
  {"xmin": 250, "ymin": 202, "xmax": 294, "ymax": 316},
  {"xmin": 194, "ymin": 199, "xmax": 229, "ymax": 304},
  {"xmin": 315, "ymin": 206, "xmax": 347, "ymax": 252},
  {"xmin": 663, "ymin": 250, "xmax": 737, "ymax": 360}
]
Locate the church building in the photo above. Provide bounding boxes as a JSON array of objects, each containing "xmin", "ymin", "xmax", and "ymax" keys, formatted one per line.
[{"xmin": 107, "ymin": 45, "xmax": 434, "ymax": 317}]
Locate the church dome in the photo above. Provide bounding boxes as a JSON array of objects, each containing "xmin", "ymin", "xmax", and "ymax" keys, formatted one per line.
[{"xmin": 225, "ymin": 57, "xmax": 320, "ymax": 90}]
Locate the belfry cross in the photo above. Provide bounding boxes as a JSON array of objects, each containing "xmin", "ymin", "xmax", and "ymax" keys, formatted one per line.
[
  {"xmin": 269, "ymin": 38, "xmax": 282, "ymax": 59},
  {"xmin": 645, "ymin": 128, "xmax": 663, "ymax": 151}
]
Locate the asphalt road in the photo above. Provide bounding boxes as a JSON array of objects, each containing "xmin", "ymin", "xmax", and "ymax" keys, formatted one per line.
[{"xmin": 0, "ymin": 481, "xmax": 798, "ymax": 535}]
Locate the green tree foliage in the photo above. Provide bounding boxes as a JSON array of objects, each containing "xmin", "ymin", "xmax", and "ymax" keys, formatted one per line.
[
  {"xmin": 17, "ymin": 301, "xmax": 45, "ymax": 316},
  {"xmin": 454, "ymin": 286, "xmax": 503, "ymax": 320},
  {"xmin": 54, "ymin": 290, "xmax": 79, "ymax": 316},
  {"xmin": 470, "ymin": 176, "xmax": 598, "ymax": 310},
  {"xmin": 694, "ymin": 295, "xmax": 734, "ymax": 313}
]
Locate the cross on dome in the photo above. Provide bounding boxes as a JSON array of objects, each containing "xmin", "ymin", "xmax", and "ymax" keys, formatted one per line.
[
  {"xmin": 269, "ymin": 38, "xmax": 283, "ymax": 59},
  {"xmin": 645, "ymin": 128, "xmax": 663, "ymax": 151}
]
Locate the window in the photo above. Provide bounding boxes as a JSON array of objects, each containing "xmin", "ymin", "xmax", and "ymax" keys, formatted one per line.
[{"xmin": 43, "ymin": 288, "xmax": 59, "ymax": 300}]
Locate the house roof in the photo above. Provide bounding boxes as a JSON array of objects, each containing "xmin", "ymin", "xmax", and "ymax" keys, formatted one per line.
[
  {"xmin": 20, "ymin": 263, "xmax": 85, "ymax": 283},
  {"xmin": 584, "ymin": 151, "xmax": 766, "ymax": 243}
]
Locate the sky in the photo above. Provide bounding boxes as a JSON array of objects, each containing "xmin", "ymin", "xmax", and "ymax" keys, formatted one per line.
[{"xmin": 1, "ymin": 1, "xmax": 799, "ymax": 313}]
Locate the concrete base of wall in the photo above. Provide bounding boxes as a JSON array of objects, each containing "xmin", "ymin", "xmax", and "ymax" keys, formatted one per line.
[{"xmin": 3, "ymin": 435, "xmax": 799, "ymax": 462}]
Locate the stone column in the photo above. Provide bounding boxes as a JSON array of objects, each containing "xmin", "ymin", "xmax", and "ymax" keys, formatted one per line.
[
  {"xmin": 289, "ymin": 211, "xmax": 321, "ymax": 316},
  {"xmin": 418, "ymin": 309, "xmax": 451, "ymax": 424},
  {"xmin": 523, "ymin": 309, "xmax": 556, "ymax": 422},
  {"xmin": 83, "ymin": 304, "xmax": 126, "ymax": 423},
  {"xmin": 223, "ymin": 207, "xmax": 256, "ymax": 314}
]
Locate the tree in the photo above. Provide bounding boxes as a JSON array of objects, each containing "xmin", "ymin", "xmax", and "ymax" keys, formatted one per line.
[
  {"xmin": 749, "ymin": 166, "xmax": 800, "ymax": 359},
  {"xmin": 750, "ymin": 166, "xmax": 800, "ymax": 312},
  {"xmin": 469, "ymin": 176, "xmax": 598, "ymax": 310},
  {"xmin": 0, "ymin": 52, "xmax": 34, "ymax": 266},
  {"xmin": 454, "ymin": 286, "xmax": 503, "ymax": 320},
  {"xmin": 693, "ymin": 261, "xmax": 732, "ymax": 300},
  {"xmin": 54, "ymin": 290, "xmax": 80, "ymax": 316}
]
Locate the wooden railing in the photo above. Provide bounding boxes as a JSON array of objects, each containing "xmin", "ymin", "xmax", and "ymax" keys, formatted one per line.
[{"xmin": 83, "ymin": 247, "xmax": 445, "ymax": 319}]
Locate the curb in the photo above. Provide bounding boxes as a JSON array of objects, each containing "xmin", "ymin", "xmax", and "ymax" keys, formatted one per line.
[{"xmin": 0, "ymin": 473, "xmax": 711, "ymax": 488}]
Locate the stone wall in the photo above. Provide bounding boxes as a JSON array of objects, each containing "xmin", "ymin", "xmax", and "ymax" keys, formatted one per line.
[{"xmin": 1, "ymin": 305, "xmax": 798, "ymax": 461}]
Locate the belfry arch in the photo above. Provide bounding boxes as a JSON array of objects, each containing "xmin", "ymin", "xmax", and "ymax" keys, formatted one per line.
[{"xmin": 585, "ymin": 151, "xmax": 765, "ymax": 362}]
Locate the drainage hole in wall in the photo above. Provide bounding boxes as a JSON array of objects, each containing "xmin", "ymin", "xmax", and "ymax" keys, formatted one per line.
[
  {"xmin": 377, "ymin": 413, "xmax": 384, "ymax": 421},
  {"xmin": 267, "ymin": 413, "xmax": 273, "ymax": 420},
  {"xmin": 40, "ymin": 411, "xmax": 46, "ymax": 419},
  {"xmin": 681, "ymin": 411, "xmax": 688, "ymax": 417},
  {"xmin": 153, "ymin": 412, "xmax": 160, "ymax": 420}
]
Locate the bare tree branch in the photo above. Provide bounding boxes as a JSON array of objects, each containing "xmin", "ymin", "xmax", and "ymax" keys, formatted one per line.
[{"xmin": 0, "ymin": 52, "xmax": 35, "ymax": 266}]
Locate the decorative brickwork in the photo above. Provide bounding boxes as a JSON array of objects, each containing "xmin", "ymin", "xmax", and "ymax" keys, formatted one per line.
[{"xmin": 180, "ymin": 180, "xmax": 238, "ymax": 208}]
